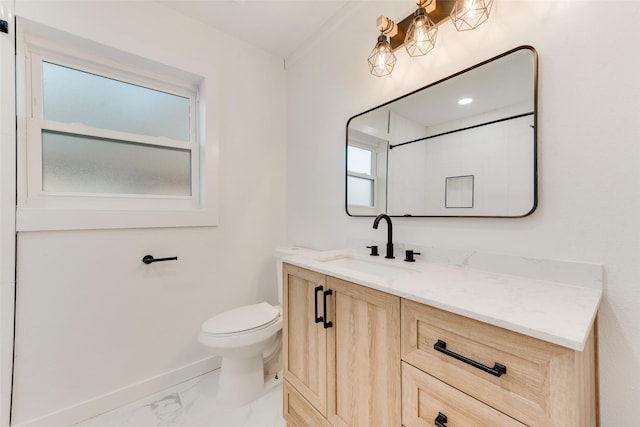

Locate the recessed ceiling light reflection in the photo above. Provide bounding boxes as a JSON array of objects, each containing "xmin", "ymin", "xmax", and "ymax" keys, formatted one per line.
[{"xmin": 458, "ymin": 97, "xmax": 473, "ymax": 105}]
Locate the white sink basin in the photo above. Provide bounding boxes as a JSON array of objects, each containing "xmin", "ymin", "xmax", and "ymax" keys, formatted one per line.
[{"xmin": 317, "ymin": 254, "xmax": 417, "ymax": 280}]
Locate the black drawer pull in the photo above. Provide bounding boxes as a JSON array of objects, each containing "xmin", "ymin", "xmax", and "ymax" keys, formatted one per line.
[
  {"xmin": 314, "ymin": 286, "xmax": 324, "ymax": 323},
  {"xmin": 323, "ymin": 289, "xmax": 333, "ymax": 329},
  {"xmin": 434, "ymin": 412, "xmax": 448, "ymax": 427},
  {"xmin": 433, "ymin": 339, "xmax": 507, "ymax": 377}
]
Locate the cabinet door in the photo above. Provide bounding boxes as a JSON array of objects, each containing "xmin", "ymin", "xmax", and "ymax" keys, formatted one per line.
[
  {"xmin": 283, "ymin": 381, "xmax": 332, "ymax": 427},
  {"xmin": 283, "ymin": 264, "xmax": 328, "ymax": 416},
  {"xmin": 326, "ymin": 277, "xmax": 401, "ymax": 427}
]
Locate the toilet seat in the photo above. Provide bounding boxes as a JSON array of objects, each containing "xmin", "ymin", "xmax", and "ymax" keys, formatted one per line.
[{"xmin": 201, "ymin": 302, "xmax": 280, "ymax": 337}]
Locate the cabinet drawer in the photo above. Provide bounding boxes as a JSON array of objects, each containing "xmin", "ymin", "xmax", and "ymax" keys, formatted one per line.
[
  {"xmin": 402, "ymin": 362, "xmax": 526, "ymax": 427},
  {"xmin": 283, "ymin": 381, "xmax": 332, "ymax": 427},
  {"xmin": 401, "ymin": 299, "xmax": 597, "ymax": 426}
]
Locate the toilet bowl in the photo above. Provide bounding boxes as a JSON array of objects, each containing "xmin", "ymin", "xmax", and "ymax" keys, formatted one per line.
[
  {"xmin": 198, "ymin": 246, "xmax": 315, "ymax": 407},
  {"xmin": 199, "ymin": 302, "xmax": 283, "ymax": 406}
]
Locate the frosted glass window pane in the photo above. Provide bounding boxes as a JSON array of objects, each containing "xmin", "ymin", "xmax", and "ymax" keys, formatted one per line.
[
  {"xmin": 42, "ymin": 62, "xmax": 190, "ymax": 141},
  {"xmin": 42, "ymin": 131, "xmax": 191, "ymax": 196},
  {"xmin": 347, "ymin": 176, "xmax": 374, "ymax": 207},
  {"xmin": 347, "ymin": 146, "xmax": 372, "ymax": 175}
]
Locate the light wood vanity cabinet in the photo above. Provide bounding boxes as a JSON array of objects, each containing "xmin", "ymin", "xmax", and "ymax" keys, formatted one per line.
[
  {"xmin": 401, "ymin": 299, "xmax": 598, "ymax": 427},
  {"xmin": 282, "ymin": 264, "xmax": 401, "ymax": 427},
  {"xmin": 283, "ymin": 264, "xmax": 598, "ymax": 427}
]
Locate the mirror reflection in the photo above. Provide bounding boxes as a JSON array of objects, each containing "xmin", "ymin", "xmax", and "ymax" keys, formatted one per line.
[{"xmin": 346, "ymin": 46, "xmax": 537, "ymax": 217}]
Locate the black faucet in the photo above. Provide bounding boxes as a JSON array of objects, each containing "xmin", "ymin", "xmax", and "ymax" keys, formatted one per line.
[{"xmin": 373, "ymin": 214, "xmax": 394, "ymax": 259}]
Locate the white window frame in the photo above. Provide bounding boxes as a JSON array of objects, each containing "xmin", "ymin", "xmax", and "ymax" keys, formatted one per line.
[
  {"xmin": 347, "ymin": 138, "xmax": 384, "ymax": 216},
  {"xmin": 16, "ymin": 22, "xmax": 217, "ymax": 231}
]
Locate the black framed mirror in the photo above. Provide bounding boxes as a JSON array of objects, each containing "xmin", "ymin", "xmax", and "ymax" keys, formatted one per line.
[{"xmin": 346, "ymin": 46, "xmax": 537, "ymax": 218}]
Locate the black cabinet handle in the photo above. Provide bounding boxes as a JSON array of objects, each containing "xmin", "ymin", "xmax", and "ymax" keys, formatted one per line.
[
  {"xmin": 142, "ymin": 255, "xmax": 178, "ymax": 264},
  {"xmin": 323, "ymin": 289, "xmax": 333, "ymax": 329},
  {"xmin": 314, "ymin": 286, "xmax": 324, "ymax": 323},
  {"xmin": 434, "ymin": 412, "xmax": 448, "ymax": 427},
  {"xmin": 433, "ymin": 339, "xmax": 507, "ymax": 377}
]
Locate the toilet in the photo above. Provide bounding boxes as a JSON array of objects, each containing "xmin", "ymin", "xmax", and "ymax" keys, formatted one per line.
[{"xmin": 198, "ymin": 246, "xmax": 315, "ymax": 407}]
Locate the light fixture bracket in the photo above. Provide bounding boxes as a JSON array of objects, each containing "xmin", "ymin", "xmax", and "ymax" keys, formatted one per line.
[{"xmin": 388, "ymin": 0, "xmax": 456, "ymax": 51}]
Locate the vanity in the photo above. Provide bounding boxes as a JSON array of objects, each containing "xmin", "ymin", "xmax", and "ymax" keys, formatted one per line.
[
  {"xmin": 284, "ymin": 44, "xmax": 600, "ymax": 426},
  {"xmin": 281, "ymin": 249, "xmax": 601, "ymax": 427}
]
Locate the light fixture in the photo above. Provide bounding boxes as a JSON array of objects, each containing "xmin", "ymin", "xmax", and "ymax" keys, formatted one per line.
[
  {"xmin": 404, "ymin": 5, "xmax": 437, "ymax": 57},
  {"xmin": 451, "ymin": 0, "xmax": 494, "ymax": 31},
  {"xmin": 367, "ymin": 33, "xmax": 397, "ymax": 77},
  {"xmin": 368, "ymin": 0, "xmax": 494, "ymax": 76},
  {"xmin": 458, "ymin": 97, "xmax": 473, "ymax": 105}
]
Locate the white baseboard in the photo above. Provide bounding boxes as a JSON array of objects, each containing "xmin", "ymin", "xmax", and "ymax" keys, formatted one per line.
[
  {"xmin": 0, "ymin": 281, "xmax": 16, "ymax": 427},
  {"xmin": 11, "ymin": 356, "xmax": 221, "ymax": 427}
]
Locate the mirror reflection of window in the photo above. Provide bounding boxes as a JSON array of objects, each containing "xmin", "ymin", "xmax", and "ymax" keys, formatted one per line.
[
  {"xmin": 347, "ymin": 146, "xmax": 373, "ymax": 175},
  {"xmin": 347, "ymin": 176, "xmax": 374, "ymax": 207},
  {"xmin": 347, "ymin": 145, "xmax": 375, "ymax": 207},
  {"xmin": 346, "ymin": 134, "xmax": 389, "ymax": 216}
]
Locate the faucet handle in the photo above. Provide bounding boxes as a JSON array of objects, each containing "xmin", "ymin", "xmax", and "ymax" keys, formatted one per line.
[
  {"xmin": 404, "ymin": 250, "xmax": 421, "ymax": 262},
  {"xmin": 367, "ymin": 245, "xmax": 379, "ymax": 256}
]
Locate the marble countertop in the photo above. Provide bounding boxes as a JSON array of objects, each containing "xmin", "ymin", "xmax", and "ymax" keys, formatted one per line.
[{"xmin": 283, "ymin": 248, "xmax": 602, "ymax": 351}]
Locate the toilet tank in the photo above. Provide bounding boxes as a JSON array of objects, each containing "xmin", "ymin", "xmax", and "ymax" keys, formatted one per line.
[{"xmin": 275, "ymin": 246, "xmax": 317, "ymax": 305}]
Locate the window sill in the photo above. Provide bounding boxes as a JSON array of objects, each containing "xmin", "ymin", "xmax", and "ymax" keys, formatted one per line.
[{"xmin": 16, "ymin": 208, "xmax": 218, "ymax": 231}]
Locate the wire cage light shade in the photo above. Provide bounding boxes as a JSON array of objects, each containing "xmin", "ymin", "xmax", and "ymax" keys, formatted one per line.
[
  {"xmin": 368, "ymin": 0, "xmax": 495, "ymax": 76},
  {"xmin": 450, "ymin": 0, "xmax": 494, "ymax": 31},
  {"xmin": 404, "ymin": 8, "xmax": 438, "ymax": 57},
  {"xmin": 368, "ymin": 34, "xmax": 397, "ymax": 77}
]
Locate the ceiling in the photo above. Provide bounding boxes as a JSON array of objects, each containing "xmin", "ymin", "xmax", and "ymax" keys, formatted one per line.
[
  {"xmin": 390, "ymin": 49, "xmax": 535, "ymax": 127},
  {"xmin": 159, "ymin": 0, "xmax": 352, "ymax": 59}
]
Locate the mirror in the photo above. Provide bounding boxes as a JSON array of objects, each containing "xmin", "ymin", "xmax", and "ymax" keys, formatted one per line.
[{"xmin": 346, "ymin": 46, "xmax": 537, "ymax": 217}]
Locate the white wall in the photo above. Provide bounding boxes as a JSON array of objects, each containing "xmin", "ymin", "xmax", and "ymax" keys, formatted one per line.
[
  {"xmin": 9, "ymin": 1, "xmax": 287, "ymax": 426},
  {"xmin": 384, "ymin": 109, "xmax": 533, "ymax": 216},
  {"xmin": 0, "ymin": 1, "xmax": 16, "ymax": 426},
  {"xmin": 417, "ymin": 115, "xmax": 532, "ymax": 215},
  {"xmin": 286, "ymin": 1, "xmax": 640, "ymax": 424}
]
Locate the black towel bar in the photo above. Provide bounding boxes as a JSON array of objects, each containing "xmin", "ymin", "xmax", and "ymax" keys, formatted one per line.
[{"xmin": 142, "ymin": 255, "xmax": 178, "ymax": 264}]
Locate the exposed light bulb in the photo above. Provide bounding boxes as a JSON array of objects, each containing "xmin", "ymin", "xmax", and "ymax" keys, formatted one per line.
[
  {"xmin": 404, "ymin": 8, "xmax": 437, "ymax": 57},
  {"xmin": 465, "ymin": 0, "xmax": 477, "ymax": 19},
  {"xmin": 368, "ymin": 33, "xmax": 397, "ymax": 77},
  {"xmin": 450, "ymin": 0, "xmax": 493, "ymax": 31}
]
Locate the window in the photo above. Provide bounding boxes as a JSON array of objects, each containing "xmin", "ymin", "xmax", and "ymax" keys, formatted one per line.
[
  {"xmin": 40, "ymin": 62, "xmax": 194, "ymax": 197},
  {"xmin": 347, "ymin": 145, "xmax": 376, "ymax": 207},
  {"xmin": 346, "ymin": 136, "xmax": 387, "ymax": 215},
  {"xmin": 16, "ymin": 24, "xmax": 217, "ymax": 230}
]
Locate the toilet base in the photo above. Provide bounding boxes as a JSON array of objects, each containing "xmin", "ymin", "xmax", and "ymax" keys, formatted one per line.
[
  {"xmin": 217, "ymin": 355, "xmax": 266, "ymax": 407},
  {"xmin": 264, "ymin": 370, "xmax": 283, "ymax": 393},
  {"xmin": 216, "ymin": 361, "xmax": 282, "ymax": 407}
]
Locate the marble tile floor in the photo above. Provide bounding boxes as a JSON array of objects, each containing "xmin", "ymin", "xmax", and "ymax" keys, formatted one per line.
[{"xmin": 73, "ymin": 370, "xmax": 286, "ymax": 427}]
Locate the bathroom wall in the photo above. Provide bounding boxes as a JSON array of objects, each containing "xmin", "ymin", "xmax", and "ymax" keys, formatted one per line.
[
  {"xmin": 286, "ymin": 1, "xmax": 640, "ymax": 424},
  {"xmin": 0, "ymin": 1, "xmax": 16, "ymax": 426},
  {"xmin": 386, "ymin": 109, "xmax": 532, "ymax": 216},
  {"xmin": 9, "ymin": 1, "xmax": 287, "ymax": 426}
]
